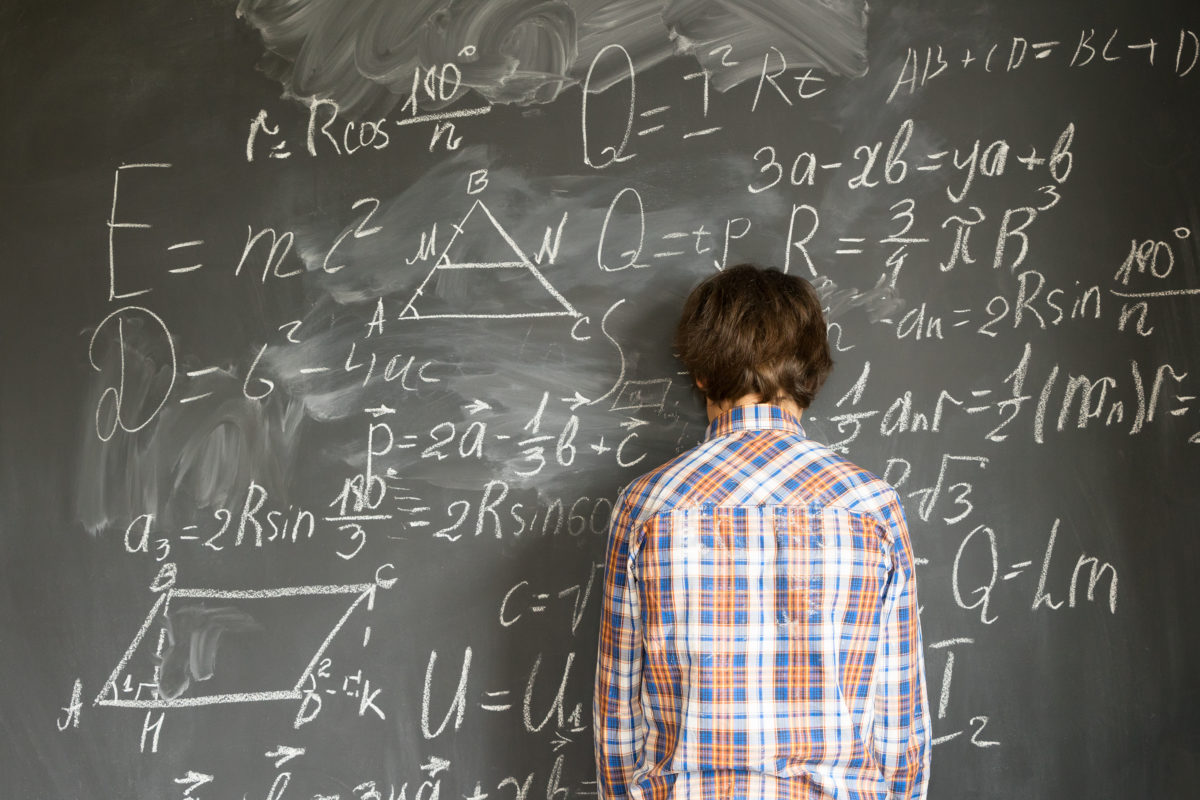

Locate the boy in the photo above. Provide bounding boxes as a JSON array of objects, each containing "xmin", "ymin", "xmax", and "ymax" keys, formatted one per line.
[{"xmin": 595, "ymin": 264, "xmax": 930, "ymax": 800}]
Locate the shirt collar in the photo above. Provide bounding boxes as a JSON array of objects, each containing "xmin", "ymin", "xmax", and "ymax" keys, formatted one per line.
[{"xmin": 704, "ymin": 403, "xmax": 806, "ymax": 441}]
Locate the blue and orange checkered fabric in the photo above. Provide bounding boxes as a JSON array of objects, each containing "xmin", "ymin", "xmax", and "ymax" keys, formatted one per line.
[{"xmin": 595, "ymin": 404, "xmax": 930, "ymax": 800}]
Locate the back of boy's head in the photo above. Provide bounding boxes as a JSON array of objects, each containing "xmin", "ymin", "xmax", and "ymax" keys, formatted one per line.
[{"xmin": 674, "ymin": 264, "xmax": 833, "ymax": 409}]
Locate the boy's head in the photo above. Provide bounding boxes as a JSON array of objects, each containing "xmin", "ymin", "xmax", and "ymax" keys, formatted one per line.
[{"xmin": 674, "ymin": 264, "xmax": 833, "ymax": 411}]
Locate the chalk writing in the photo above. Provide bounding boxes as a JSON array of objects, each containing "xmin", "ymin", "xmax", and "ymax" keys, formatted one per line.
[{"xmin": 25, "ymin": 4, "xmax": 1195, "ymax": 800}]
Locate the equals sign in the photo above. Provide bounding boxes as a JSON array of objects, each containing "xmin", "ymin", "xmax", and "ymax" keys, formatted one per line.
[
  {"xmin": 653, "ymin": 232, "xmax": 689, "ymax": 259},
  {"xmin": 836, "ymin": 237, "xmax": 865, "ymax": 255},
  {"xmin": 1031, "ymin": 41, "xmax": 1060, "ymax": 59},
  {"xmin": 637, "ymin": 105, "xmax": 670, "ymax": 136},
  {"xmin": 1170, "ymin": 395, "xmax": 1196, "ymax": 417},
  {"xmin": 480, "ymin": 690, "xmax": 512, "ymax": 711},
  {"xmin": 952, "ymin": 309, "xmax": 972, "ymax": 327},
  {"xmin": 530, "ymin": 593, "xmax": 550, "ymax": 613},
  {"xmin": 965, "ymin": 389, "xmax": 992, "ymax": 414},
  {"xmin": 179, "ymin": 366, "xmax": 221, "ymax": 404},
  {"xmin": 1003, "ymin": 560, "xmax": 1033, "ymax": 580},
  {"xmin": 167, "ymin": 240, "xmax": 204, "ymax": 274},
  {"xmin": 917, "ymin": 152, "xmax": 948, "ymax": 171}
]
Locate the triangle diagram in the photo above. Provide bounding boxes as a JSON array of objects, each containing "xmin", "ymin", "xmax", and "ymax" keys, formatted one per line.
[{"xmin": 399, "ymin": 200, "xmax": 578, "ymax": 320}]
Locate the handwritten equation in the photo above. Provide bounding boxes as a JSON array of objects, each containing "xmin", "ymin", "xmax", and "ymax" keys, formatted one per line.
[{"xmin": 46, "ymin": 8, "xmax": 1200, "ymax": 800}]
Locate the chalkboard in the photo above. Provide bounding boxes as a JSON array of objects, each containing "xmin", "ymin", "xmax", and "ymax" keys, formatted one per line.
[{"xmin": 2, "ymin": 0, "xmax": 1198, "ymax": 797}]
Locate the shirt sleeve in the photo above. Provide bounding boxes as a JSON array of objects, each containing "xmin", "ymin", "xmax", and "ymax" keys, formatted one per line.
[
  {"xmin": 870, "ymin": 491, "xmax": 932, "ymax": 800},
  {"xmin": 594, "ymin": 486, "xmax": 644, "ymax": 800}
]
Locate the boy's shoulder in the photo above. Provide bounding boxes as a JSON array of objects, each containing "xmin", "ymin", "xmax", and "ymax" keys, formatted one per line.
[{"xmin": 615, "ymin": 427, "xmax": 903, "ymax": 523}]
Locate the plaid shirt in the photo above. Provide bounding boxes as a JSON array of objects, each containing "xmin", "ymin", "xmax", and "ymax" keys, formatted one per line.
[{"xmin": 594, "ymin": 405, "xmax": 930, "ymax": 800}]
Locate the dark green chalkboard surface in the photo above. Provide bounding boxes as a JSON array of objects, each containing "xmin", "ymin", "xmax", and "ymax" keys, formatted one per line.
[{"xmin": 2, "ymin": 0, "xmax": 1198, "ymax": 797}]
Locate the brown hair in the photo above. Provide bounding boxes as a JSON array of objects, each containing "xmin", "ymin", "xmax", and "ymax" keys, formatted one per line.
[{"xmin": 673, "ymin": 264, "xmax": 833, "ymax": 409}]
